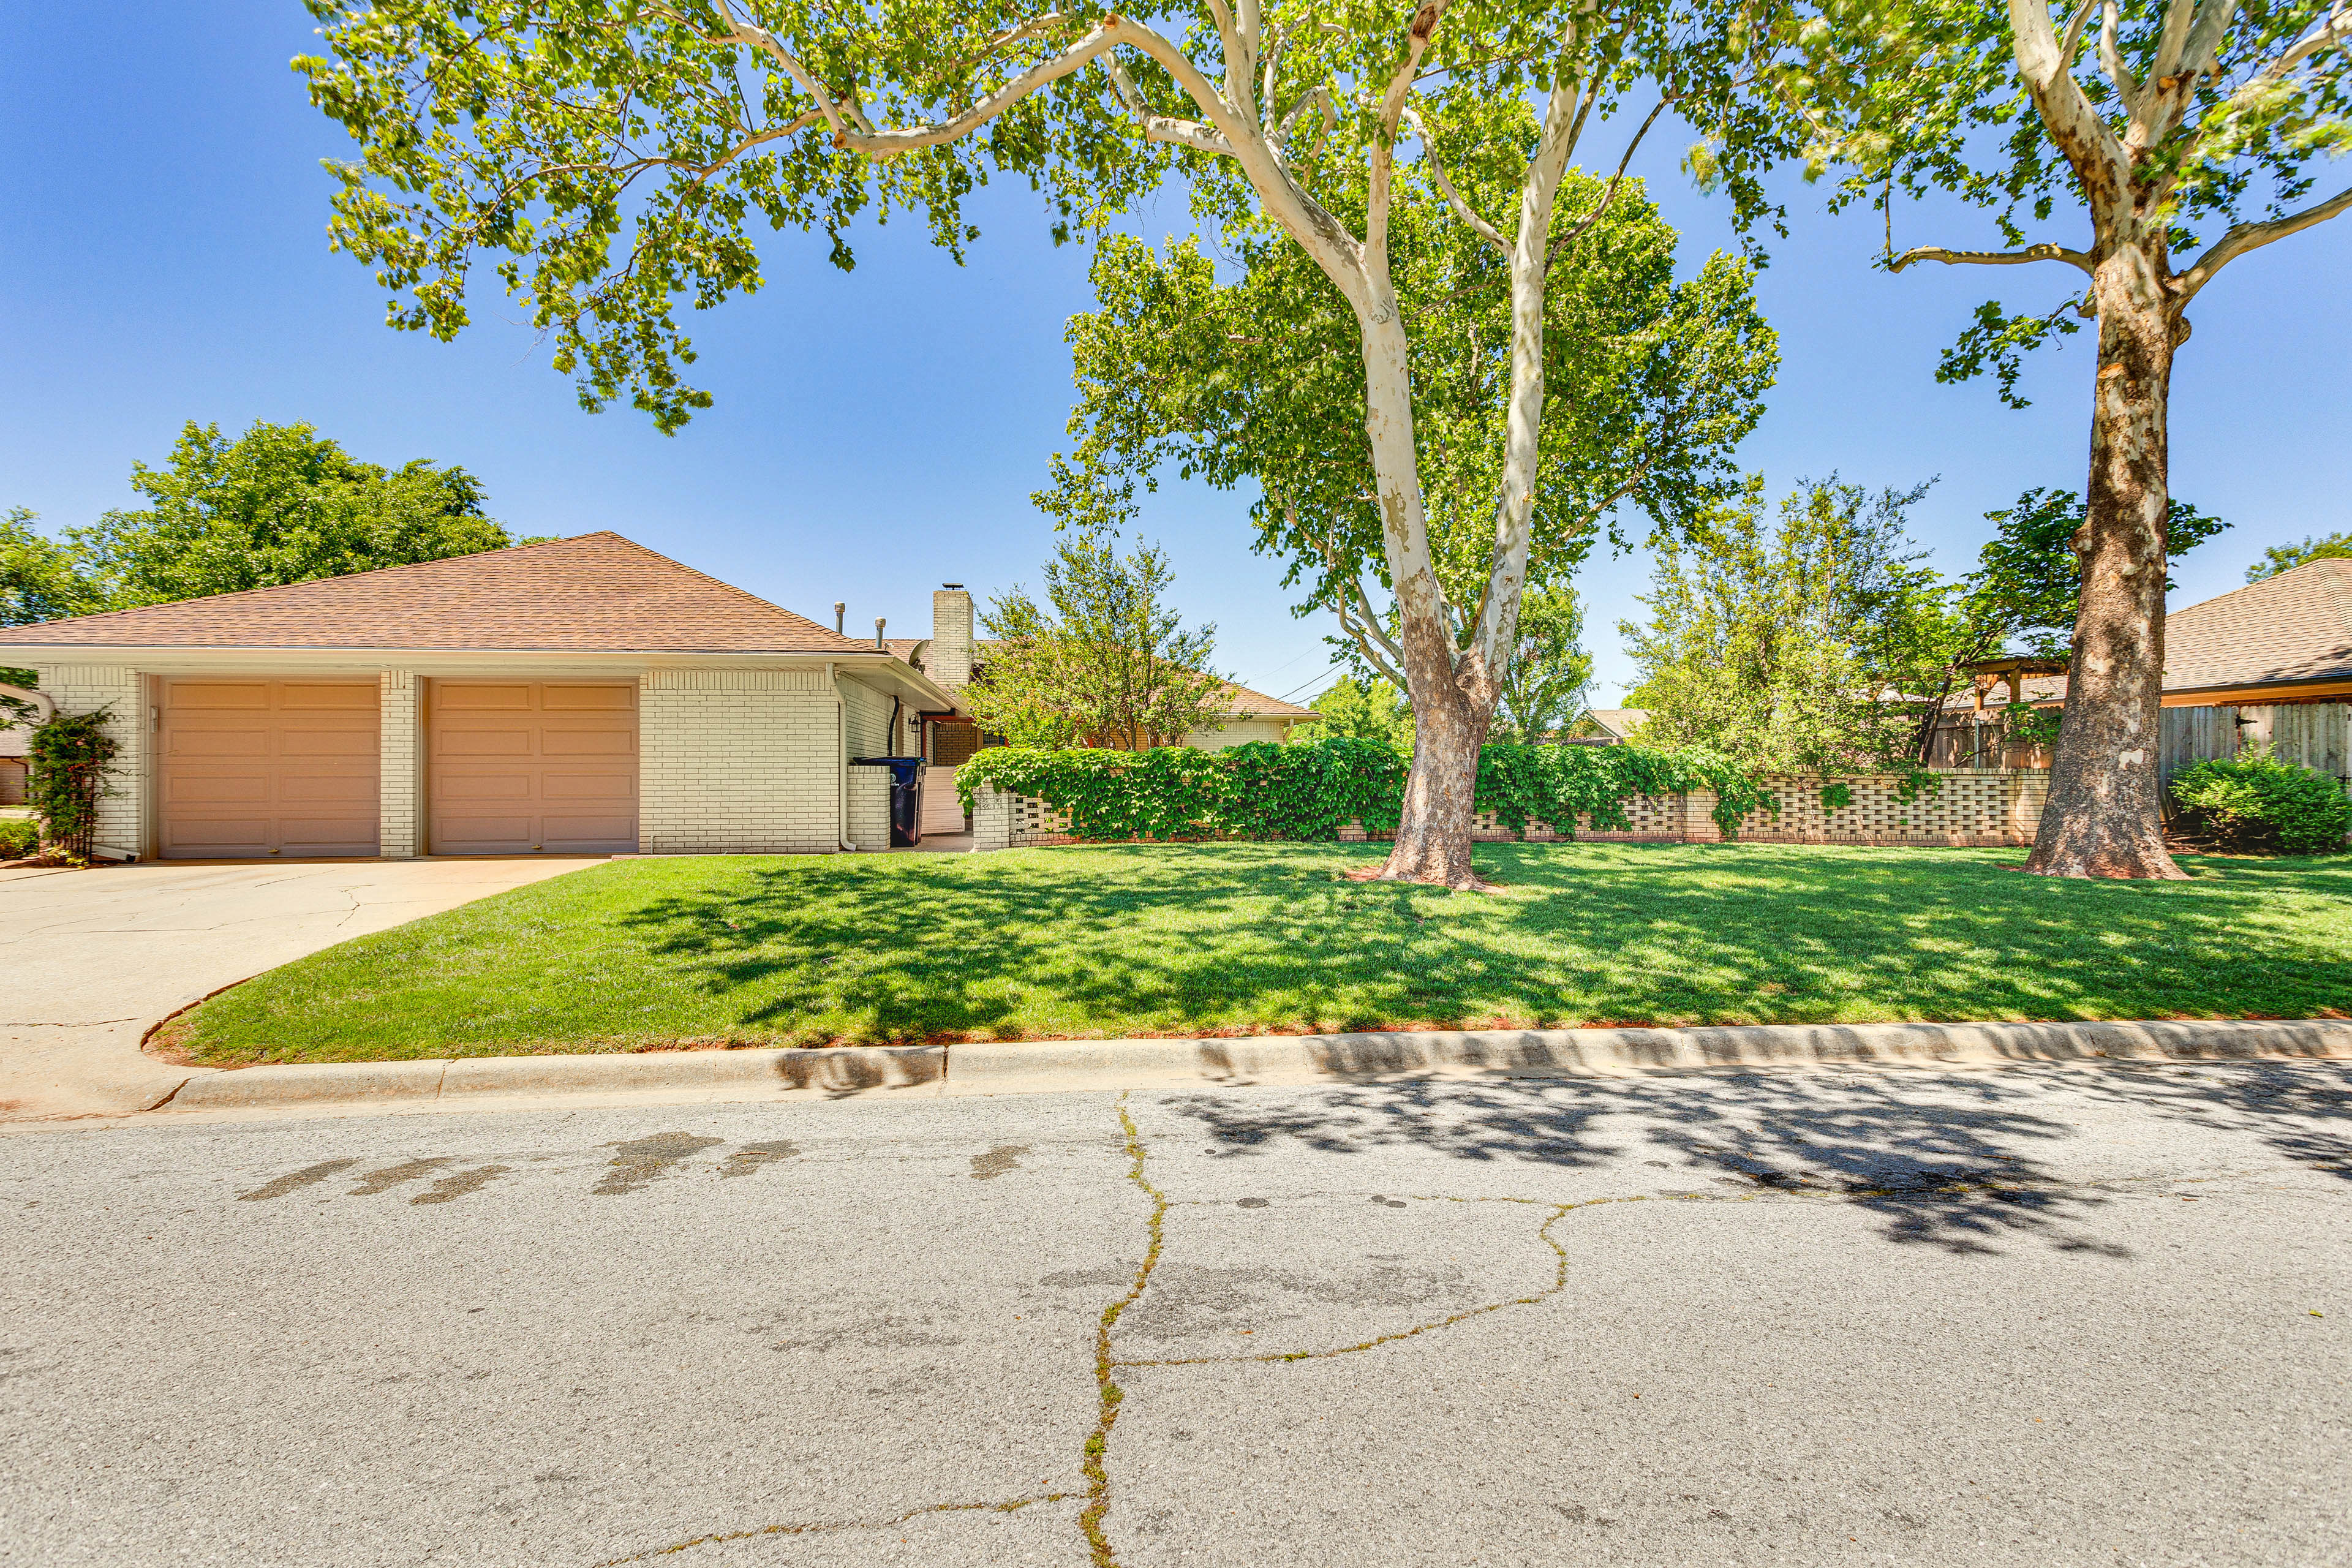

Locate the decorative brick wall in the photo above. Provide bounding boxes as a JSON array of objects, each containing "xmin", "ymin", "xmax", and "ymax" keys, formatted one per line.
[
  {"xmin": 978, "ymin": 769, "xmax": 2050, "ymax": 853},
  {"xmin": 378, "ymin": 670, "xmax": 423, "ymax": 859},
  {"xmin": 639, "ymin": 668, "xmax": 843, "ymax": 854},
  {"xmin": 31, "ymin": 663, "xmax": 146, "ymax": 858}
]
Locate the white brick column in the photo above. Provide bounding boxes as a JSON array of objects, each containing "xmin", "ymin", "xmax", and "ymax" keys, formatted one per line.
[
  {"xmin": 30, "ymin": 664, "xmax": 148, "ymax": 859},
  {"xmin": 379, "ymin": 670, "xmax": 423, "ymax": 858}
]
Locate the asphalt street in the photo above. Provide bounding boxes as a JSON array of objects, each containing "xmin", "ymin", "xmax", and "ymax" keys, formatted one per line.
[{"xmin": 3, "ymin": 1061, "xmax": 2348, "ymax": 1567}]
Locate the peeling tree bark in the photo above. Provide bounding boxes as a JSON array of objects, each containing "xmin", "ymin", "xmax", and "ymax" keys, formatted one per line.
[{"xmin": 2026, "ymin": 241, "xmax": 2188, "ymax": 879}]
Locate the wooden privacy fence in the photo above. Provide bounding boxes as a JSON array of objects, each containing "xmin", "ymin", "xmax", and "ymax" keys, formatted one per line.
[
  {"xmin": 2161, "ymin": 702, "xmax": 2351, "ymax": 788},
  {"xmin": 1927, "ymin": 701, "xmax": 2350, "ymax": 791}
]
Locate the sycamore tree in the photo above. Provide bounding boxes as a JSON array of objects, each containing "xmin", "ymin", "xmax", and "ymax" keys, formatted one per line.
[
  {"xmin": 300, "ymin": 0, "xmax": 1802, "ymax": 888},
  {"xmin": 1789, "ymin": 0, "xmax": 2351, "ymax": 878},
  {"xmin": 1049, "ymin": 165, "xmax": 1770, "ymax": 773},
  {"xmin": 963, "ymin": 523, "xmax": 1230, "ymax": 748}
]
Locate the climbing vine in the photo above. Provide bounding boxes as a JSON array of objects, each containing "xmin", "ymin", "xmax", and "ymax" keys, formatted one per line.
[
  {"xmin": 960, "ymin": 739, "xmax": 1783, "ymax": 842},
  {"xmin": 26, "ymin": 706, "xmax": 118, "ymax": 864}
]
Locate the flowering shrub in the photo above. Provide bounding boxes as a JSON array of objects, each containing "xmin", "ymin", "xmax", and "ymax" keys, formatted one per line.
[
  {"xmin": 25, "ymin": 706, "xmax": 118, "ymax": 864},
  {"xmin": 959, "ymin": 739, "xmax": 1779, "ymax": 842}
]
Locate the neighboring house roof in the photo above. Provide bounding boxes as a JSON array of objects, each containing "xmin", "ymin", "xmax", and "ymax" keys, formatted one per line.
[
  {"xmin": 1216, "ymin": 679, "xmax": 1319, "ymax": 720},
  {"xmin": 1988, "ymin": 559, "xmax": 2352, "ymax": 706},
  {"xmin": 1588, "ymin": 707, "xmax": 1649, "ymax": 738},
  {"xmin": 891, "ymin": 639, "xmax": 1321, "ymax": 723},
  {"xmin": 2164, "ymin": 557, "xmax": 2352, "ymax": 691},
  {"xmin": 0, "ymin": 532, "xmax": 878, "ymax": 655}
]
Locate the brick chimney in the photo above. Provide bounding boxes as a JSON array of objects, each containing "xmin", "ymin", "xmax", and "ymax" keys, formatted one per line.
[{"xmin": 930, "ymin": 584, "xmax": 974, "ymax": 690}]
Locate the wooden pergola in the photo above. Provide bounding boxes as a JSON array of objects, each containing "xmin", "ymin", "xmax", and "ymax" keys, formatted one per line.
[{"xmin": 1961, "ymin": 655, "xmax": 2070, "ymax": 715}]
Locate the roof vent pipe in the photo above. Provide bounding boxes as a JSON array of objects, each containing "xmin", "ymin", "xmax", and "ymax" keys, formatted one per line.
[
  {"xmin": 874, "ymin": 616, "xmax": 886, "ymax": 650},
  {"xmin": 834, "ymin": 601, "xmax": 846, "ymax": 636}
]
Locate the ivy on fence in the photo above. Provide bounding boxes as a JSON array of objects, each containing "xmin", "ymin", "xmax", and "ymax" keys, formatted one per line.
[{"xmin": 958, "ymin": 738, "xmax": 1779, "ymax": 842}]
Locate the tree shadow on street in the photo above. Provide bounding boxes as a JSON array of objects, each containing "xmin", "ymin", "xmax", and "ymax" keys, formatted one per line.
[
  {"xmin": 2068, "ymin": 1060, "xmax": 2352, "ymax": 1183},
  {"xmin": 1158, "ymin": 1069, "xmax": 2130, "ymax": 1257}
]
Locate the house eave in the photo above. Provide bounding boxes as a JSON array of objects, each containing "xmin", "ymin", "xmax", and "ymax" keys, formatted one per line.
[{"xmin": 0, "ymin": 643, "xmax": 960, "ymax": 710}]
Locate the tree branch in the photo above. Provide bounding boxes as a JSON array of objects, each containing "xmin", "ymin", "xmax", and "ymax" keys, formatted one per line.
[
  {"xmin": 1888, "ymin": 241, "xmax": 2095, "ymax": 272},
  {"xmin": 1401, "ymin": 107, "xmax": 1507, "ymax": 253},
  {"xmin": 1104, "ymin": 56, "xmax": 1236, "ymax": 154},
  {"xmin": 2176, "ymin": 182, "xmax": 2352, "ymax": 298},
  {"xmin": 1548, "ymin": 95, "xmax": 1668, "ymax": 261}
]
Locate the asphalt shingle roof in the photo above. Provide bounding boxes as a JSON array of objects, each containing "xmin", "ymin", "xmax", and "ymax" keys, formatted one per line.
[
  {"xmin": 2163, "ymin": 558, "xmax": 2352, "ymax": 690},
  {"xmin": 0, "ymin": 532, "xmax": 875, "ymax": 654}
]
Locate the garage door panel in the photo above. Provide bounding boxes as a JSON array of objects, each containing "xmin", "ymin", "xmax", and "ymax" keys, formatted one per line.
[
  {"xmin": 435, "ymin": 684, "xmax": 535, "ymax": 711},
  {"xmin": 160, "ymin": 680, "xmax": 379, "ymax": 860},
  {"xmin": 437, "ymin": 772, "xmax": 535, "ymax": 802},
  {"xmin": 541, "ymin": 769, "xmax": 636, "ymax": 802},
  {"xmin": 541, "ymin": 685, "xmax": 635, "ymax": 712},
  {"xmin": 429, "ymin": 681, "xmax": 636, "ymax": 854},
  {"xmin": 277, "ymin": 728, "xmax": 377, "ymax": 760},
  {"xmin": 276, "ymin": 772, "xmax": 377, "ymax": 805},
  {"xmin": 170, "ymin": 682, "xmax": 273, "ymax": 711},
  {"xmin": 167, "ymin": 728, "xmax": 271, "ymax": 760},
  {"xmin": 436, "ymin": 729, "xmax": 535, "ymax": 758},
  {"xmin": 276, "ymin": 682, "xmax": 377, "ymax": 712},
  {"xmin": 164, "ymin": 772, "xmax": 273, "ymax": 806},
  {"xmin": 163, "ymin": 817, "xmax": 274, "ymax": 851},
  {"xmin": 539, "ymin": 729, "xmax": 635, "ymax": 758}
]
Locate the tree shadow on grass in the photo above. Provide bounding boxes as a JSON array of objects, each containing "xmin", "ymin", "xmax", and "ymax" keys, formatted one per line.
[
  {"xmin": 1158, "ymin": 1069, "xmax": 2129, "ymax": 1257},
  {"xmin": 605, "ymin": 842, "xmax": 2352, "ymax": 1046}
]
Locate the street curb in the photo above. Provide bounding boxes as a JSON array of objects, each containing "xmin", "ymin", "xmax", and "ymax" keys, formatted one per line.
[
  {"xmin": 167, "ymin": 1046, "xmax": 944, "ymax": 1110},
  {"xmin": 153, "ymin": 1019, "xmax": 2352, "ymax": 1114}
]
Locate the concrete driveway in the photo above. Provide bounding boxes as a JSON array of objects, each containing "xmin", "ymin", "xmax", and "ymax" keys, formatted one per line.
[{"xmin": 0, "ymin": 858, "xmax": 600, "ymax": 1119}]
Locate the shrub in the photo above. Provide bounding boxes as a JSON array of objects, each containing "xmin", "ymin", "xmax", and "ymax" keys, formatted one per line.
[
  {"xmin": 2172, "ymin": 750, "xmax": 2352, "ymax": 855},
  {"xmin": 960, "ymin": 738, "xmax": 1778, "ymax": 842},
  {"xmin": 26, "ymin": 706, "xmax": 119, "ymax": 864},
  {"xmin": 0, "ymin": 817, "xmax": 36, "ymax": 860}
]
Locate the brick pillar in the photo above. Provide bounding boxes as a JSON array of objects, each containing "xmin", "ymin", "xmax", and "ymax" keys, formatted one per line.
[
  {"xmin": 379, "ymin": 671, "xmax": 422, "ymax": 858},
  {"xmin": 32, "ymin": 663, "xmax": 146, "ymax": 859}
]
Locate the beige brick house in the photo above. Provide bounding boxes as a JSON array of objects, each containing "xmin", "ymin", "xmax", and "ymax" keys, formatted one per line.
[{"xmin": 0, "ymin": 533, "xmax": 959, "ymax": 861}]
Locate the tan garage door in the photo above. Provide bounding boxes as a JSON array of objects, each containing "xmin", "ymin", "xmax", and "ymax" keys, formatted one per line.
[
  {"xmin": 429, "ymin": 681, "xmax": 638, "ymax": 854},
  {"xmin": 159, "ymin": 679, "xmax": 380, "ymax": 859}
]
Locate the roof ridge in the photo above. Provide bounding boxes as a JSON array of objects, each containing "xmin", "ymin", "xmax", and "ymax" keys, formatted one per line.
[{"xmin": 2, "ymin": 530, "xmax": 614, "ymax": 634}]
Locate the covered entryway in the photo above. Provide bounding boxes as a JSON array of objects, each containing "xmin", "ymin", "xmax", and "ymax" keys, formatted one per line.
[
  {"xmin": 429, "ymin": 680, "xmax": 638, "ymax": 854},
  {"xmin": 157, "ymin": 679, "xmax": 381, "ymax": 859}
]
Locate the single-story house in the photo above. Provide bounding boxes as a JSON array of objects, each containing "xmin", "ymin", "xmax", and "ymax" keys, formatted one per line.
[
  {"xmin": 0, "ymin": 532, "xmax": 1329, "ymax": 860},
  {"xmin": 1943, "ymin": 557, "xmax": 2352, "ymax": 783},
  {"xmin": 1578, "ymin": 708, "xmax": 1649, "ymax": 744},
  {"xmin": 0, "ymin": 533, "xmax": 957, "ymax": 861}
]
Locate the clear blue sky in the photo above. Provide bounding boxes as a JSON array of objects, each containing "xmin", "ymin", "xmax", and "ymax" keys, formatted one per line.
[{"xmin": 5, "ymin": 8, "xmax": 2345, "ymax": 705}]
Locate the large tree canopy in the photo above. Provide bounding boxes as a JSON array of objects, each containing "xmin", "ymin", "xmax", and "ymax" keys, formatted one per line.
[
  {"xmin": 300, "ymin": 0, "xmax": 1808, "ymax": 887},
  {"xmin": 1784, "ymin": 0, "xmax": 2350, "ymax": 878},
  {"xmin": 5, "ymin": 420, "xmax": 528, "ymax": 630},
  {"xmin": 1049, "ymin": 165, "xmax": 1773, "ymax": 697}
]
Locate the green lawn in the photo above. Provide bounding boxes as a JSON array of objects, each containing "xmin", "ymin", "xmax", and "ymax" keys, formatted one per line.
[{"xmin": 164, "ymin": 842, "xmax": 2352, "ymax": 1065}]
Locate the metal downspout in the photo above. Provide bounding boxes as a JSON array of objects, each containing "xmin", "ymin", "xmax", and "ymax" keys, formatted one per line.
[{"xmin": 828, "ymin": 662, "xmax": 856, "ymax": 853}]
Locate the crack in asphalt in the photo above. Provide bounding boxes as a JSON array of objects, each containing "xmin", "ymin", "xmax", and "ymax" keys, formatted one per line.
[
  {"xmin": 1080, "ymin": 1095, "xmax": 1167, "ymax": 1567},
  {"xmin": 590, "ymin": 1491, "xmax": 1077, "ymax": 1564}
]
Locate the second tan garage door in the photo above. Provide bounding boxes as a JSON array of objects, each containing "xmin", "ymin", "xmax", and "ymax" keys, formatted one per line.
[{"xmin": 429, "ymin": 681, "xmax": 638, "ymax": 854}]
